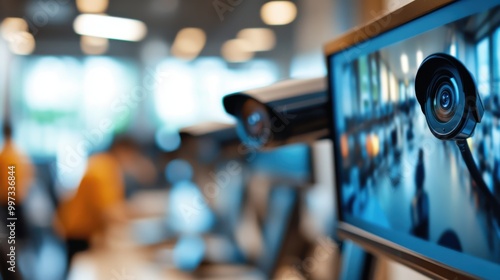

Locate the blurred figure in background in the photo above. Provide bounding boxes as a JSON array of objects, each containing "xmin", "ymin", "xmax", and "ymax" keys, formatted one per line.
[
  {"xmin": 111, "ymin": 137, "xmax": 158, "ymax": 198},
  {"xmin": 55, "ymin": 137, "xmax": 128, "ymax": 278},
  {"xmin": 411, "ymin": 148, "xmax": 429, "ymax": 240},
  {"xmin": 0, "ymin": 122, "xmax": 35, "ymax": 223},
  {"xmin": 0, "ymin": 121, "xmax": 34, "ymax": 277}
]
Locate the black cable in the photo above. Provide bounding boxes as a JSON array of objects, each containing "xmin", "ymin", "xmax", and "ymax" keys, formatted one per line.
[{"xmin": 456, "ymin": 139, "xmax": 500, "ymax": 226}]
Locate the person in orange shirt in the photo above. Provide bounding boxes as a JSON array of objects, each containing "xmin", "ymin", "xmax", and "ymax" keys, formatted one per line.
[
  {"xmin": 55, "ymin": 139, "xmax": 127, "ymax": 278},
  {"xmin": 0, "ymin": 122, "xmax": 34, "ymax": 242}
]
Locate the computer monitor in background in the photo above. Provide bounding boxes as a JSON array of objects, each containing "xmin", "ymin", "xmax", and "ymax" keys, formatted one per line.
[
  {"xmin": 327, "ymin": 0, "xmax": 500, "ymax": 278},
  {"xmin": 179, "ymin": 123, "xmax": 314, "ymax": 279},
  {"xmin": 249, "ymin": 143, "xmax": 312, "ymax": 275}
]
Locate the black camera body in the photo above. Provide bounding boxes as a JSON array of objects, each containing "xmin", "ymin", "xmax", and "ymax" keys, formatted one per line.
[
  {"xmin": 223, "ymin": 77, "xmax": 328, "ymax": 149},
  {"xmin": 415, "ymin": 53, "xmax": 484, "ymax": 140}
]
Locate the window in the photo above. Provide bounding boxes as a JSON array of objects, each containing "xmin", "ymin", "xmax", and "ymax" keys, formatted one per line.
[
  {"xmin": 494, "ymin": 29, "xmax": 500, "ymax": 96},
  {"xmin": 13, "ymin": 56, "xmax": 138, "ymax": 158},
  {"xmin": 154, "ymin": 57, "xmax": 278, "ymax": 130},
  {"xmin": 389, "ymin": 72, "xmax": 399, "ymax": 103},
  {"xmin": 357, "ymin": 55, "xmax": 371, "ymax": 114},
  {"xmin": 380, "ymin": 63, "xmax": 390, "ymax": 104},
  {"xmin": 476, "ymin": 37, "xmax": 490, "ymax": 96},
  {"xmin": 370, "ymin": 55, "xmax": 380, "ymax": 103},
  {"xmin": 154, "ymin": 59, "xmax": 200, "ymax": 129}
]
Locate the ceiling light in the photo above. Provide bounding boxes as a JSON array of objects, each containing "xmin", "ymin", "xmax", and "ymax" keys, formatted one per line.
[
  {"xmin": 261, "ymin": 1, "xmax": 297, "ymax": 26},
  {"xmin": 8, "ymin": 31, "xmax": 35, "ymax": 55},
  {"xmin": 76, "ymin": 0, "xmax": 109, "ymax": 13},
  {"xmin": 73, "ymin": 14, "xmax": 147, "ymax": 42},
  {"xmin": 81, "ymin": 35, "xmax": 109, "ymax": 55},
  {"xmin": 400, "ymin": 53, "xmax": 409, "ymax": 74},
  {"xmin": 237, "ymin": 28, "xmax": 276, "ymax": 52},
  {"xmin": 1, "ymin": 17, "xmax": 28, "ymax": 42},
  {"xmin": 171, "ymin": 28, "xmax": 206, "ymax": 61},
  {"xmin": 221, "ymin": 39, "xmax": 254, "ymax": 63}
]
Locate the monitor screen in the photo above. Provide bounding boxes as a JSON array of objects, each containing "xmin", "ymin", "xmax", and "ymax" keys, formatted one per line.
[{"xmin": 328, "ymin": 0, "xmax": 500, "ymax": 278}]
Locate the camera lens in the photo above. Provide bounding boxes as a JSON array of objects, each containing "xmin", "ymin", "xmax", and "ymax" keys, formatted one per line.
[
  {"xmin": 241, "ymin": 98, "xmax": 271, "ymax": 144},
  {"xmin": 415, "ymin": 53, "xmax": 484, "ymax": 140},
  {"xmin": 432, "ymin": 76, "xmax": 459, "ymax": 123},
  {"xmin": 440, "ymin": 90, "xmax": 451, "ymax": 109},
  {"xmin": 246, "ymin": 111, "xmax": 265, "ymax": 135}
]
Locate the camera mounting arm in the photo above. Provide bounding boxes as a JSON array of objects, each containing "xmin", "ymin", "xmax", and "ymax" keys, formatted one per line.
[{"xmin": 456, "ymin": 140, "xmax": 500, "ymax": 226}]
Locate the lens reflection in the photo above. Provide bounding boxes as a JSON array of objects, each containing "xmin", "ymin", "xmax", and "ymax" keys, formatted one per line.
[
  {"xmin": 432, "ymin": 77, "xmax": 458, "ymax": 123},
  {"xmin": 241, "ymin": 99, "xmax": 271, "ymax": 146},
  {"xmin": 440, "ymin": 90, "xmax": 451, "ymax": 109}
]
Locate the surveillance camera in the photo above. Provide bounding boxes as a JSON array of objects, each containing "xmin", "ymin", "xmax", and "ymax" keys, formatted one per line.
[
  {"xmin": 223, "ymin": 77, "xmax": 329, "ymax": 149},
  {"xmin": 415, "ymin": 53, "xmax": 484, "ymax": 140},
  {"xmin": 180, "ymin": 122, "xmax": 240, "ymax": 162},
  {"xmin": 415, "ymin": 53, "xmax": 500, "ymax": 228},
  {"xmin": 180, "ymin": 122, "xmax": 237, "ymax": 143}
]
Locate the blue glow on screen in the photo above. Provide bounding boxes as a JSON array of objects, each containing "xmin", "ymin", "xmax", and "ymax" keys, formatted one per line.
[
  {"xmin": 173, "ymin": 236, "xmax": 206, "ymax": 271},
  {"xmin": 251, "ymin": 144, "xmax": 311, "ymax": 183},
  {"xmin": 165, "ymin": 159, "xmax": 193, "ymax": 184},
  {"xmin": 330, "ymin": 1, "xmax": 500, "ymax": 278},
  {"xmin": 167, "ymin": 181, "xmax": 215, "ymax": 234}
]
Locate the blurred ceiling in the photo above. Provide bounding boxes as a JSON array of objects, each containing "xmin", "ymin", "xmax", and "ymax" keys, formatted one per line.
[{"xmin": 0, "ymin": 0, "xmax": 296, "ymax": 61}]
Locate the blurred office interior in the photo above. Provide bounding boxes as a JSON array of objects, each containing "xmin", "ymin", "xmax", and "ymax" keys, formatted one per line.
[{"xmin": 0, "ymin": 0, "xmax": 427, "ymax": 279}]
